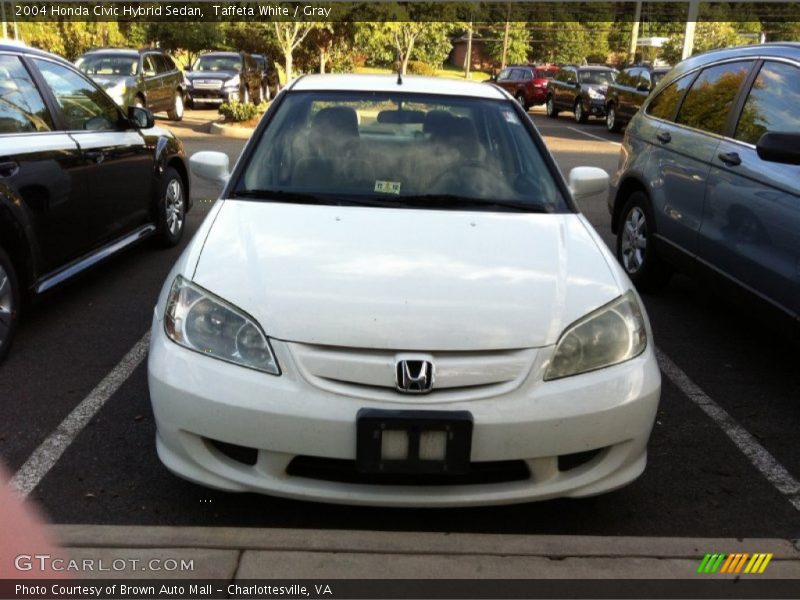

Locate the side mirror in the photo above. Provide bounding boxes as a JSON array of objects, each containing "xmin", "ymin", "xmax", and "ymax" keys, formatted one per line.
[
  {"xmin": 127, "ymin": 106, "xmax": 154, "ymax": 129},
  {"xmin": 190, "ymin": 151, "xmax": 230, "ymax": 183},
  {"xmin": 756, "ymin": 132, "xmax": 800, "ymax": 165},
  {"xmin": 184, "ymin": 64, "xmax": 192, "ymax": 71},
  {"xmin": 637, "ymin": 83, "xmax": 651, "ymax": 92},
  {"xmin": 568, "ymin": 167, "xmax": 609, "ymax": 200}
]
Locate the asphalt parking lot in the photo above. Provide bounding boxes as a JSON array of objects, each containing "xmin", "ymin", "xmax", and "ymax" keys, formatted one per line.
[{"xmin": 1, "ymin": 106, "xmax": 798, "ymax": 540}]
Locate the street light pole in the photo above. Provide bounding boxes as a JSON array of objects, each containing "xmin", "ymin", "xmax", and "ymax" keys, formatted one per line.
[{"xmin": 682, "ymin": 0, "xmax": 700, "ymax": 60}]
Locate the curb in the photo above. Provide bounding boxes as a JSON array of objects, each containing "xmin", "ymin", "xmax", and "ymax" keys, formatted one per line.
[
  {"xmin": 208, "ymin": 122, "xmax": 254, "ymax": 139},
  {"xmin": 52, "ymin": 526, "xmax": 800, "ymax": 558}
]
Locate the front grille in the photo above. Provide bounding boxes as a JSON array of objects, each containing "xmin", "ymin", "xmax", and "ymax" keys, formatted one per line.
[
  {"xmin": 286, "ymin": 456, "xmax": 530, "ymax": 486},
  {"xmin": 193, "ymin": 79, "xmax": 223, "ymax": 90}
]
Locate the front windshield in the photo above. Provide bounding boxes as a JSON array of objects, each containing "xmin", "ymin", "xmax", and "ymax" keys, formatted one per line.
[
  {"xmin": 192, "ymin": 55, "xmax": 242, "ymax": 72},
  {"xmin": 579, "ymin": 70, "xmax": 616, "ymax": 85},
  {"xmin": 236, "ymin": 91, "xmax": 568, "ymax": 213},
  {"xmin": 76, "ymin": 55, "xmax": 138, "ymax": 77}
]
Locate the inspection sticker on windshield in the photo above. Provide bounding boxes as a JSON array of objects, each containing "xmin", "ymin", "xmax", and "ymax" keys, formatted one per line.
[{"xmin": 374, "ymin": 180, "xmax": 401, "ymax": 195}]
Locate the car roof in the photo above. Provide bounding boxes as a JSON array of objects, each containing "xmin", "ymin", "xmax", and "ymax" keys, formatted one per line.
[
  {"xmin": 82, "ymin": 48, "xmax": 140, "ymax": 57},
  {"xmin": 290, "ymin": 74, "xmax": 508, "ymax": 100},
  {"xmin": 200, "ymin": 52, "xmax": 240, "ymax": 58},
  {"xmin": 669, "ymin": 42, "xmax": 800, "ymax": 80},
  {"xmin": 577, "ymin": 65, "xmax": 616, "ymax": 71},
  {"xmin": 0, "ymin": 42, "xmax": 76, "ymax": 67}
]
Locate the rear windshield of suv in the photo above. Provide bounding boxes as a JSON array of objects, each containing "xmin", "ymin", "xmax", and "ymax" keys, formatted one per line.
[
  {"xmin": 236, "ymin": 91, "xmax": 568, "ymax": 213},
  {"xmin": 535, "ymin": 70, "xmax": 556, "ymax": 79},
  {"xmin": 76, "ymin": 55, "xmax": 138, "ymax": 77}
]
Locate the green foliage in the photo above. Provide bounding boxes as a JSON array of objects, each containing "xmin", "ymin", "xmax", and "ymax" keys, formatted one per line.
[
  {"xmin": 355, "ymin": 22, "xmax": 456, "ymax": 72},
  {"xmin": 532, "ymin": 21, "xmax": 593, "ymax": 64},
  {"xmin": 219, "ymin": 101, "xmax": 268, "ymax": 123},
  {"xmin": 148, "ymin": 22, "xmax": 226, "ymax": 65},
  {"xmin": 484, "ymin": 22, "xmax": 530, "ymax": 66},
  {"xmin": 393, "ymin": 60, "xmax": 437, "ymax": 76},
  {"xmin": 660, "ymin": 21, "xmax": 747, "ymax": 65}
]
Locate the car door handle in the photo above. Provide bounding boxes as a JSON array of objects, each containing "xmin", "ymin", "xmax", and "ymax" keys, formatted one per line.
[
  {"xmin": 85, "ymin": 150, "xmax": 106, "ymax": 164},
  {"xmin": 656, "ymin": 131, "xmax": 671, "ymax": 144},
  {"xmin": 0, "ymin": 160, "xmax": 19, "ymax": 178},
  {"xmin": 717, "ymin": 151, "xmax": 741, "ymax": 166}
]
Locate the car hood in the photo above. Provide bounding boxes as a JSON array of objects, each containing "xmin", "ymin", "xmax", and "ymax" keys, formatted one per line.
[
  {"xmin": 185, "ymin": 70, "xmax": 238, "ymax": 81},
  {"xmin": 583, "ymin": 83, "xmax": 609, "ymax": 94},
  {"xmin": 191, "ymin": 201, "xmax": 622, "ymax": 350}
]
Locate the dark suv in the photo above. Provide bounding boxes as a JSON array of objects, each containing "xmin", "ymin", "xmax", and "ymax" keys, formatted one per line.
[
  {"xmin": 546, "ymin": 65, "xmax": 618, "ymax": 123},
  {"xmin": 491, "ymin": 64, "xmax": 558, "ymax": 110},
  {"xmin": 0, "ymin": 44, "xmax": 191, "ymax": 362},
  {"xmin": 605, "ymin": 64, "xmax": 671, "ymax": 132},
  {"xmin": 184, "ymin": 52, "xmax": 266, "ymax": 106},
  {"xmin": 251, "ymin": 53, "xmax": 271, "ymax": 101},
  {"xmin": 76, "ymin": 48, "xmax": 186, "ymax": 120}
]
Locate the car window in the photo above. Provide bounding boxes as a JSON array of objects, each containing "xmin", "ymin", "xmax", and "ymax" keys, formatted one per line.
[
  {"xmin": 33, "ymin": 59, "xmax": 121, "ymax": 131},
  {"xmin": 645, "ymin": 74, "xmax": 693, "ymax": 121},
  {"xmin": 75, "ymin": 54, "xmax": 138, "ymax": 77},
  {"xmin": 164, "ymin": 55, "xmax": 177, "ymax": 71},
  {"xmin": 534, "ymin": 69, "xmax": 555, "ymax": 79},
  {"xmin": 653, "ymin": 70, "xmax": 669, "ymax": 86},
  {"xmin": 676, "ymin": 61, "xmax": 753, "ymax": 135},
  {"xmin": 578, "ymin": 70, "xmax": 615, "ymax": 85},
  {"xmin": 564, "ymin": 70, "xmax": 576, "ymax": 84},
  {"xmin": 237, "ymin": 91, "xmax": 567, "ymax": 212},
  {"xmin": 638, "ymin": 70, "xmax": 652, "ymax": 89},
  {"xmin": 734, "ymin": 61, "xmax": 800, "ymax": 145},
  {"xmin": 142, "ymin": 55, "xmax": 157, "ymax": 76},
  {"xmin": 153, "ymin": 54, "xmax": 170, "ymax": 74},
  {"xmin": 0, "ymin": 55, "xmax": 53, "ymax": 133},
  {"xmin": 193, "ymin": 55, "xmax": 242, "ymax": 72},
  {"xmin": 497, "ymin": 68, "xmax": 511, "ymax": 82}
]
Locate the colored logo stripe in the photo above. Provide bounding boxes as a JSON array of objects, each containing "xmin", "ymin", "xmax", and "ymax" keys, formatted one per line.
[{"xmin": 698, "ymin": 553, "xmax": 773, "ymax": 574}]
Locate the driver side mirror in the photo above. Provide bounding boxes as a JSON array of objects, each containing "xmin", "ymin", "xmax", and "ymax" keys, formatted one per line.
[
  {"xmin": 756, "ymin": 132, "xmax": 800, "ymax": 165},
  {"xmin": 127, "ymin": 106, "xmax": 154, "ymax": 129},
  {"xmin": 637, "ymin": 83, "xmax": 651, "ymax": 92},
  {"xmin": 190, "ymin": 151, "xmax": 230, "ymax": 184},
  {"xmin": 568, "ymin": 167, "xmax": 609, "ymax": 200}
]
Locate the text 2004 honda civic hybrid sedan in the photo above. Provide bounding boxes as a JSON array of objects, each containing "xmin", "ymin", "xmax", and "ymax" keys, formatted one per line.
[{"xmin": 148, "ymin": 75, "xmax": 661, "ymax": 506}]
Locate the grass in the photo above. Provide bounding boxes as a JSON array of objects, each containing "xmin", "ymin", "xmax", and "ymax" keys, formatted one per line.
[{"xmin": 354, "ymin": 64, "xmax": 491, "ymax": 82}]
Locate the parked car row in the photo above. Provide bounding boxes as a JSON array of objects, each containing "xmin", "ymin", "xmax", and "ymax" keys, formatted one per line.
[{"xmin": 75, "ymin": 47, "xmax": 272, "ymax": 118}]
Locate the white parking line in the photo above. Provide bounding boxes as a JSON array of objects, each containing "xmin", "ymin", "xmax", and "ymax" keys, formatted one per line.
[
  {"xmin": 10, "ymin": 332, "xmax": 150, "ymax": 498},
  {"xmin": 656, "ymin": 348, "xmax": 800, "ymax": 512},
  {"xmin": 566, "ymin": 126, "xmax": 622, "ymax": 146}
]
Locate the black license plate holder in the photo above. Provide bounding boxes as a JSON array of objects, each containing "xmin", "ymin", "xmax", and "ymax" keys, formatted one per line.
[{"xmin": 356, "ymin": 409, "xmax": 473, "ymax": 475}]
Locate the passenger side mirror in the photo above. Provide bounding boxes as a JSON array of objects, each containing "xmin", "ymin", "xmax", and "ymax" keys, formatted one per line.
[
  {"xmin": 568, "ymin": 167, "xmax": 609, "ymax": 200},
  {"xmin": 637, "ymin": 83, "xmax": 651, "ymax": 92},
  {"xmin": 190, "ymin": 151, "xmax": 230, "ymax": 184},
  {"xmin": 756, "ymin": 132, "xmax": 800, "ymax": 165},
  {"xmin": 127, "ymin": 106, "xmax": 154, "ymax": 129}
]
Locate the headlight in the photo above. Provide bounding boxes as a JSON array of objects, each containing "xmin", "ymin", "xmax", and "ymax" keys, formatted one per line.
[
  {"xmin": 544, "ymin": 290, "xmax": 647, "ymax": 381},
  {"xmin": 164, "ymin": 276, "xmax": 280, "ymax": 375},
  {"xmin": 587, "ymin": 88, "xmax": 604, "ymax": 100},
  {"xmin": 223, "ymin": 75, "xmax": 240, "ymax": 89}
]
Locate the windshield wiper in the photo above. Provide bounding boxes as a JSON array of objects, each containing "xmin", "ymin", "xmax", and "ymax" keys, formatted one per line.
[
  {"xmin": 232, "ymin": 189, "xmax": 396, "ymax": 208},
  {"xmin": 396, "ymin": 195, "xmax": 551, "ymax": 213}
]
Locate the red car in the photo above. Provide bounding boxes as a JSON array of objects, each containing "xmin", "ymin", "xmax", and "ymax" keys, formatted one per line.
[{"xmin": 490, "ymin": 65, "xmax": 559, "ymax": 110}]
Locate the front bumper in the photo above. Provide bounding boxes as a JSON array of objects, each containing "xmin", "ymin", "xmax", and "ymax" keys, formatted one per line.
[
  {"xmin": 148, "ymin": 314, "xmax": 661, "ymax": 507},
  {"xmin": 188, "ymin": 89, "xmax": 238, "ymax": 103},
  {"xmin": 585, "ymin": 98, "xmax": 607, "ymax": 117}
]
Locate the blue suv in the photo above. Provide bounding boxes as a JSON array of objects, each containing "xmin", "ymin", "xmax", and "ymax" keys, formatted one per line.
[{"xmin": 608, "ymin": 43, "xmax": 800, "ymax": 336}]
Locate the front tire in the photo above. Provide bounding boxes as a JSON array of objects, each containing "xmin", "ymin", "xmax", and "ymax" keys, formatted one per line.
[
  {"xmin": 0, "ymin": 246, "xmax": 20, "ymax": 363},
  {"xmin": 616, "ymin": 191, "xmax": 671, "ymax": 292},
  {"xmin": 155, "ymin": 167, "xmax": 186, "ymax": 247},
  {"xmin": 546, "ymin": 96, "xmax": 558, "ymax": 118},
  {"xmin": 574, "ymin": 100, "xmax": 587, "ymax": 124},
  {"xmin": 515, "ymin": 92, "xmax": 528, "ymax": 111},
  {"xmin": 606, "ymin": 104, "xmax": 621, "ymax": 132},
  {"xmin": 167, "ymin": 91, "xmax": 184, "ymax": 121}
]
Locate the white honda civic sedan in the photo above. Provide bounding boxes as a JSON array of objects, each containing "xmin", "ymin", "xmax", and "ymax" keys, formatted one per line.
[{"xmin": 148, "ymin": 74, "xmax": 661, "ymax": 506}]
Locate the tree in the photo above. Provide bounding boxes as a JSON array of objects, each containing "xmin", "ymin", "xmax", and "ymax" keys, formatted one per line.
[
  {"xmin": 484, "ymin": 22, "xmax": 530, "ymax": 66},
  {"xmin": 273, "ymin": 22, "xmax": 315, "ymax": 81},
  {"xmin": 532, "ymin": 21, "xmax": 593, "ymax": 64},
  {"xmin": 660, "ymin": 21, "xmax": 744, "ymax": 64},
  {"xmin": 355, "ymin": 22, "xmax": 455, "ymax": 73},
  {"xmin": 149, "ymin": 22, "xmax": 226, "ymax": 65}
]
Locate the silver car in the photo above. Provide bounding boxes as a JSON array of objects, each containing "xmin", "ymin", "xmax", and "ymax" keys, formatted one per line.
[{"xmin": 608, "ymin": 43, "xmax": 800, "ymax": 337}]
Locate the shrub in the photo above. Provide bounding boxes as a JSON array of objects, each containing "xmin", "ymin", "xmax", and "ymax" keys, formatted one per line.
[
  {"xmin": 392, "ymin": 60, "xmax": 437, "ymax": 76},
  {"xmin": 219, "ymin": 100, "xmax": 267, "ymax": 123}
]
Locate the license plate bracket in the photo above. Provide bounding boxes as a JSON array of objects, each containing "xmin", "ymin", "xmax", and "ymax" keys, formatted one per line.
[{"xmin": 356, "ymin": 409, "xmax": 473, "ymax": 475}]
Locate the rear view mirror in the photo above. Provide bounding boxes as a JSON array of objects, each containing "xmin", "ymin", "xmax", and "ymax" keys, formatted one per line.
[
  {"xmin": 568, "ymin": 167, "xmax": 609, "ymax": 200},
  {"xmin": 756, "ymin": 132, "xmax": 800, "ymax": 165},
  {"xmin": 190, "ymin": 151, "xmax": 230, "ymax": 184}
]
